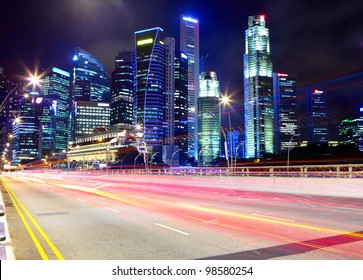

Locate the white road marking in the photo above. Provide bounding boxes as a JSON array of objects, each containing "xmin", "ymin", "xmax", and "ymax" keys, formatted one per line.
[
  {"xmin": 330, "ymin": 206, "xmax": 363, "ymax": 212},
  {"xmin": 95, "ymin": 183, "xmax": 114, "ymax": 189},
  {"xmin": 202, "ymin": 218, "xmax": 219, "ymax": 224},
  {"xmin": 24, "ymin": 178, "xmax": 45, "ymax": 183},
  {"xmin": 252, "ymin": 213, "xmax": 295, "ymax": 222},
  {"xmin": 155, "ymin": 223, "xmax": 190, "ymax": 235},
  {"xmin": 104, "ymin": 207, "xmax": 119, "ymax": 213},
  {"xmin": 77, "ymin": 199, "xmax": 85, "ymax": 202}
]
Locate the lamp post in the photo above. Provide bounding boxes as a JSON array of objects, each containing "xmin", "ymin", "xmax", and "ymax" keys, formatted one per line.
[
  {"xmin": 171, "ymin": 149, "xmax": 181, "ymax": 167},
  {"xmin": 206, "ymin": 112, "xmax": 230, "ymax": 168},
  {"xmin": 221, "ymin": 95, "xmax": 233, "ymax": 170},
  {"xmin": 134, "ymin": 153, "xmax": 142, "ymax": 169},
  {"xmin": 287, "ymin": 133, "xmax": 300, "ymax": 172},
  {"xmin": 234, "ymin": 141, "xmax": 244, "ymax": 169},
  {"xmin": 120, "ymin": 155, "xmax": 129, "ymax": 170},
  {"xmin": 150, "ymin": 152, "xmax": 159, "ymax": 168},
  {"xmin": 198, "ymin": 147, "xmax": 208, "ymax": 167}
]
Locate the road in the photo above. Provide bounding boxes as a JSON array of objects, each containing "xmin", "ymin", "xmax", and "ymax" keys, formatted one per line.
[{"xmin": 1, "ymin": 171, "xmax": 363, "ymax": 260}]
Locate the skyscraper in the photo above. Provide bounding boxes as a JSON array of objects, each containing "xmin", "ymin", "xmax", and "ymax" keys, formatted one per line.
[
  {"xmin": 307, "ymin": 88, "xmax": 328, "ymax": 144},
  {"xmin": 11, "ymin": 93, "xmax": 41, "ymax": 164},
  {"xmin": 110, "ymin": 50, "xmax": 133, "ymax": 130},
  {"xmin": 180, "ymin": 15, "xmax": 200, "ymax": 159},
  {"xmin": 174, "ymin": 51, "xmax": 189, "ymax": 166},
  {"xmin": 273, "ymin": 73, "xmax": 298, "ymax": 153},
  {"xmin": 42, "ymin": 67, "xmax": 71, "ymax": 154},
  {"xmin": 134, "ymin": 27, "xmax": 165, "ymax": 152},
  {"xmin": 164, "ymin": 37, "xmax": 176, "ymax": 150},
  {"xmin": 198, "ymin": 71, "xmax": 221, "ymax": 166},
  {"xmin": 72, "ymin": 47, "xmax": 110, "ymax": 102},
  {"xmin": 73, "ymin": 101, "xmax": 110, "ymax": 139},
  {"xmin": 71, "ymin": 47, "xmax": 110, "ymax": 141},
  {"xmin": 244, "ymin": 15, "xmax": 274, "ymax": 158}
]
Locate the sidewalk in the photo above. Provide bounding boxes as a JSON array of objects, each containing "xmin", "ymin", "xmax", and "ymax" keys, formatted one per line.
[{"xmin": 0, "ymin": 177, "xmax": 15, "ymax": 260}]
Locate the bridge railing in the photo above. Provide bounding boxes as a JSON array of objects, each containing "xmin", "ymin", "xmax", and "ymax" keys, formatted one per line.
[{"xmin": 61, "ymin": 164, "xmax": 363, "ymax": 178}]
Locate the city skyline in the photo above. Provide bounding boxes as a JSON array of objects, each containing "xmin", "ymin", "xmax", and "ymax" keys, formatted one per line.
[
  {"xmin": 1, "ymin": 1, "xmax": 362, "ymax": 88},
  {"xmin": 1, "ymin": 0, "xmax": 363, "ymax": 141}
]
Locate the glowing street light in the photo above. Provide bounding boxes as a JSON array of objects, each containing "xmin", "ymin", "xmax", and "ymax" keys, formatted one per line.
[
  {"xmin": 29, "ymin": 75, "xmax": 41, "ymax": 87},
  {"xmin": 221, "ymin": 94, "xmax": 233, "ymax": 169}
]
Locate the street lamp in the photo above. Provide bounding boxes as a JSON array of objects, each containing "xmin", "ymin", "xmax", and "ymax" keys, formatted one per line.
[
  {"xmin": 287, "ymin": 133, "xmax": 300, "ymax": 172},
  {"xmin": 120, "ymin": 155, "xmax": 129, "ymax": 170},
  {"xmin": 234, "ymin": 141, "xmax": 244, "ymax": 169},
  {"xmin": 150, "ymin": 152, "xmax": 159, "ymax": 168},
  {"xmin": 134, "ymin": 153, "xmax": 142, "ymax": 169},
  {"xmin": 221, "ymin": 95, "xmax": 233, "ymax": 169},
  {"xmin": 205, "ymin": 111, "xmax": 230, "ymax": 168},
  {"xmin": 197, "ymin": 147, "xmax": 208, "ymax": 167},
  {"xmin": 171, "ymin": 149, "xmax": 181, "ymax": 167}
]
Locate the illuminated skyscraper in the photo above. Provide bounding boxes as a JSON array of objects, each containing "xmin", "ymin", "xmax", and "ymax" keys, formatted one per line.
[
  {"xmin": 134, "ymin": 27, "xmax": 165, "ymax": 151},
  {"xmin": 164, "ymin": 37, "xmax": 176, "ymax": 152},
  {"xmin": 11, "ymin": 93, "xmax": 41, "ymax": 164},
  {"xmin": 42, "ymin": 67, "xmax": 71, "ymax": 154},
  {"xmin": 174, "ymin": 51, "xmax": 189, "ymax": 166},
  {"xmin": 72, "ymin": 47, "xmax": 110, "ymax": 102},
  {"xmin": 273, "ymin": 73, "xmax": 298, "ymax": 153},
  {"xmin": 73, "ymin": 101, "xmax": 110, "ymax": 139},
  {"xmin": 198, "ymin": 72, "xmax": 221, "ymax": 166},
  {"xmin": 244, "ymin": 15, "xmax": 274, "ymax": 158},
  {"xmin": 110, "ymin": 50, "xmax": 133, "ymax": 130},
  {"xmin": 307, "ymin": 88, "xmax": 328, "ymax": 144},
  {"xmin": 180, "ymin": 15, "xmax": 199, "ymax": 159}
]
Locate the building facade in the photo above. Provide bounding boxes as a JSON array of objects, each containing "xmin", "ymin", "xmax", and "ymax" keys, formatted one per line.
[
  {"xmin": 307, "ymin": 88, "xmax": 328, "ymax": 144},
  {"xmin": 180, "ymin": 15, "xmax": 200, "ymax": 159},
  {"xmin": 244, "ymin": 15, "xmax": 274, "ymax": 158},
  {"xmin": 11, "ymin": 93, "xmax": 42, "ymax": 164},
  {"xmin": 110, "ymin": 50, "xmax": 133, "ymax": 130},
  {"xmin": 134, "ymin": 27, "xmax": 165, "ymax": 154},
  {"xmin": 164, "ymin": 37, "xmax": 176, "ymax": 165},
  {"xmin": 198, "ymin": 72, "xmax": 221, "ymax": 166},
  {"xmin": 273, "ymin": 73, "xmax": 298, "ymax": 153},
  {"xmin": 73, "ymin": 101, "xmax": 110, "ymax": 139},
  {"xmin": 174, "ymin": 51, "xmax": 189, "ymax": 166},
  {"xmin": 339, "ymin": 118, "xmax": 363, "ymax": 151},
  {"xmin": 72, "ymin": 47, "xmax": 110, "ymax": 102},
  {"xmin": 42, "ymin": 67, "xmax": 71, "ymax": 154}
]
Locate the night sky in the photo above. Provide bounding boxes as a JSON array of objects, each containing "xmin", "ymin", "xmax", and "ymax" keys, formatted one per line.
[{"xmin": 1, "ymin": 0, "xmax": 363, "ymax": 138}]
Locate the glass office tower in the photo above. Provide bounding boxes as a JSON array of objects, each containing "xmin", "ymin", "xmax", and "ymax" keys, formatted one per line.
[
  {"xmin": 134, "ymin": 27, "xmax": 165, "ymax": 150},
  {"xmin": 72, "ymin": 47, "xmax": 110, "ymax": 102},
  {"xmin": 307, "ymin": 88, "xmax": 328, "ymax": 144},
  {"xmin": 42, "ymin": 67, "xmax": 71, "ymax": 154},
  {"xmin": 198, "ymin": 72, "xmax": 221, "ymax": 166},
  {"xmin": 244, "ymin": 15, "xmax": 274, "ymax": 158},
  {"xmin": 273, "ymin": 73, "xmax": 298, "ymax": 153},
  {"xmin": 110, "ymin": 50, "xmax": 133, "ymax": 130},
  {"xmin": 174, "ymin": 51, "xmax": 189, "ymax": 166},
  {"xmin": 180, "ymin": 15, "xmax": 200, "ymax": 159}
]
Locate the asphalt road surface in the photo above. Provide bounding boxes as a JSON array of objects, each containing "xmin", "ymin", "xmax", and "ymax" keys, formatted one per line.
[{"xmin": 1, "ymin": 171, "xmax": 362, "ymax": 260}]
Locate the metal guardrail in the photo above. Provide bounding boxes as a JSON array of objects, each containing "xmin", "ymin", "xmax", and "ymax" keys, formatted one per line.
[{"xmin": 63, "ymin": 164, "xmax": 363, "ymax": 178}]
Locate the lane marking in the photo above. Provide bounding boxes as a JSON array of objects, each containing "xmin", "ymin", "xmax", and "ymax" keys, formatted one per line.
[
  {"xmin": 252, "ymin": 213, "xmax": 295, "ymax": 222},
  {"xmin": 2, "ymin": 180, "xmax": 49, "ymax": 259},
  {"xmin": 77, "ymin": 198, "xmax": 85, "ymax": 202},
  {"xmin": 155, "ymin": 223, "xmax": 190, "ymax": 236},
  {"xmin": 104, "ymin": 207, "xmax": 119, "ymax": 213},
  {"xmin": 1, "ymin": 178, "xmax": 64, "ymax": 260},
  {"xmin": 95, "ymin": 183, "xmax": 114, "ymax": 189}
]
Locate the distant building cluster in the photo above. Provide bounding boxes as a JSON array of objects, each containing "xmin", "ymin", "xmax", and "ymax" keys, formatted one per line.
[{"xmin": 0, "ymin": 14, "xmax": 362, "ymax": 168}]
